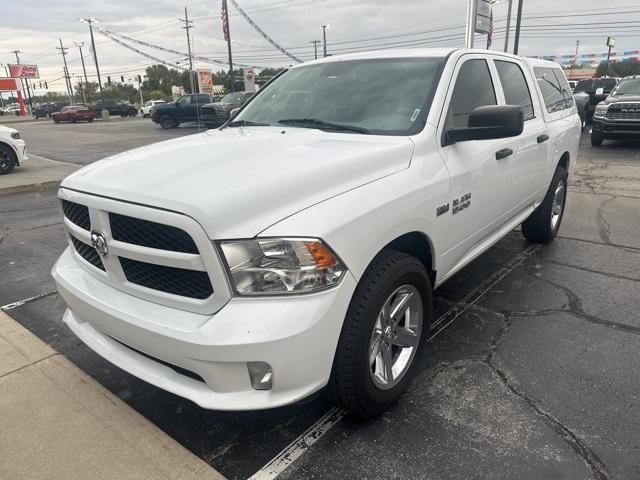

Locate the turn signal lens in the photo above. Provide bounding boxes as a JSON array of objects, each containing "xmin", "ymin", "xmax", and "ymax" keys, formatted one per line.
[{"xmin": 218, "ymin": 238, "xmax": 346, "ymax": 295}]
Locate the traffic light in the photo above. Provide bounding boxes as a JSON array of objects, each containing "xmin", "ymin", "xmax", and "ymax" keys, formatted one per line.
[
  {"xmin": 107, "ymin": 76, "xmax": 111, "ymax": 85},
  {"xmin": 137, "ymin": 74, "xmax": 142, "ymax": 83},
  {"xmin": 44, "ymin": 81, "xmax": 48, "ymax": 89},
  {"xmin": 121, "ymin": 76, "xmax": 124, "ymax": 83}
]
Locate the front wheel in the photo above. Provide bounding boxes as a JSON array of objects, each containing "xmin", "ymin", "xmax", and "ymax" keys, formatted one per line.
[
  {"xmin": 0, "ymin": 144, "xmax": 17, "ymax": 175},
  {"xmin": 591, "ymin": 134, "xmax": 603, "ymax": 147},
  {"xmin": 328, "ymin": 251, "xmax": 432, "ymax": 418},
  {"xmin": 522, "ymin": 166, "xmax": 568, "ymax": 243},
  {"xmin": 159, "ymin": 115, "xmax": 176, "ymax": 129}
]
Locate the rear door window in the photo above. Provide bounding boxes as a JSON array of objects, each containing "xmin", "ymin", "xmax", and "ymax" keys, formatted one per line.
[
  {"xmin": 446, "ymin": 59, "xmax": 497, "ymax": 129},
  {"xmin": 534, "ymin": 67, "xmax": 567, "ymax": 113},
  {"xmin": 494, "ymin": 60, "xmax": 535, "ymax": 120}
]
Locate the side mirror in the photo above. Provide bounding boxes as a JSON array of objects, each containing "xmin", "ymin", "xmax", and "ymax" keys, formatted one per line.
[
  {"xmin": 443, "ymin": 105, "xmax": 524, "ymax": 146},
  {"xmin": 229, "ymin": 107, "xmax": 240, "ymax": 118}
]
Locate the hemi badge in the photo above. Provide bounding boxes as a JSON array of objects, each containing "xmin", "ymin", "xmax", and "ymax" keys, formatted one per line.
[{"xmin": 436, "ymin": 203, "xmax": 450, "ymax": 216}]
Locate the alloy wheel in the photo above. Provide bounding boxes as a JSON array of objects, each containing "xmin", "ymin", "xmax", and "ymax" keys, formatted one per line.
[
  {"xmin": 551, "ymin": 183, "xmax": 565, "ymax": 231},
  {"xmin": 369, "ymin": 284, "xmax": 423, "ymax": 390}
]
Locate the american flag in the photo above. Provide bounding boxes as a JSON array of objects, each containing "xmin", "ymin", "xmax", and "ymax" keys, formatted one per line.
[{"xmin": 221, "ymin": 0, "xmax": 230, "ymax": 42}]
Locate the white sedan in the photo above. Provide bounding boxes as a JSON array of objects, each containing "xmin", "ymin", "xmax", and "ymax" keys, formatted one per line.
[
  {"xmin": 141, "ymin": 100, "xmax": 166, "ymax": 118},
  {"xmin": 0, "ymin": 125, "xmax": 28, "ymax": 175}
]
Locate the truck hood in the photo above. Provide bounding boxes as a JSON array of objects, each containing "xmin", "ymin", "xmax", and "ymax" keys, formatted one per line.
[
  {"xmin": 61, "ymin": 126, "xmax": 415, "ymax": 238},
  {"xmin": 604, "ymin": 94, "xmax": 640, "ymax": 104}
]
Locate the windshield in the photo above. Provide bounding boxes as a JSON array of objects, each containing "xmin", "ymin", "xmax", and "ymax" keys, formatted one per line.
[
  {"xmin": 234, "ymin": 58, "xmax": 445, "ymax": 135},
  {"xmin": 221, "ymin": 92, "xmax": 244, "ymax": 104},
  {"xmin": 612, "ymin": 78, "xmax": 640, "ymax": 95}
]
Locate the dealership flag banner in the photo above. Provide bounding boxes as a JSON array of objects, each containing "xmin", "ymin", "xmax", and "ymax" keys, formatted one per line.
[{"xmin": 8, "ymin": 64, "xmax": 39, "ymax": 79}]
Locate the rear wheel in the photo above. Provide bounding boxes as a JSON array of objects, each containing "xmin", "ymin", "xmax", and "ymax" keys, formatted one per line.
[
  {"xmin": 0, "ymin": 144, "xmax": 17, "ymax": 175},
  {"xmin": 328, "ymin": 251, "xmax": 432, "ymax": 418},
  {"xmin": 88, "ymin": 118, "xmax": 94, "ymax": 123},
  {"xmin": 522, "ymin": 166, "xmax": 568, "ymax": 243}
]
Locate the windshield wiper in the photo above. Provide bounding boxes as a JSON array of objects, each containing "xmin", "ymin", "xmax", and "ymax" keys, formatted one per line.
[
  {"xmin": 278, "ymin": 118, "xmax": 369, "ymax": 134},
  {"xmin": 227, "ymin": 119, "xmax": 271, "ymax": 127}
]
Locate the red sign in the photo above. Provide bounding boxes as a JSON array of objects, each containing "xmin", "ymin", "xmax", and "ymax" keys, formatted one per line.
[
  {"xmin": 8, "ymin": 64, "xmax": 39, "ymax": 79},
  {"xmin": 0, "ymin": 78, "xmax": 21, "ymax": 91}
]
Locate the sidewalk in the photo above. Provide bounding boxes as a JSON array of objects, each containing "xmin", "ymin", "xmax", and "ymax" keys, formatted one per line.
[
  {"xmin": 0, "ymin": 116, "xmax": 38, "ymax": 125},
  {"xmin": 0, "ymin": 154, "xmax": 80, "ymax": 195},
  {"xmin": 0, "ymin": 310, "xmax": 224, "ymax": 480}
]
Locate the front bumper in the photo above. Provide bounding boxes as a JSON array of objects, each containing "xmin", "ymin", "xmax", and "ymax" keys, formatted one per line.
[
  {"xmin": 11, "ymin": 139, "xmax": 27, "ymax": 165},
  {"xmin": 52, "ymin": 247, "xmax": 356, "ymax": 410},
  {"xmin": 592, "ymin": 117, "xmax": 640, "ymax": 137}
]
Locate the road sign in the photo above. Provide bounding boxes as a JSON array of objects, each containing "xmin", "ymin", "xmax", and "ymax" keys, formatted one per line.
[
  {"xmin": 474, "ymin": 0, "xmax": 492, "ymax": 34},
  {"xmin": 8, "ymin": 64, "xmax": 39, "ymax": 79}
]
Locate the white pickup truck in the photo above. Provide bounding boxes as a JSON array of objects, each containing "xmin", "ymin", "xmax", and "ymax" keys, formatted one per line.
[{"xmin": 52, "ymin": 49, "xmax": 581, "ymax": 417}]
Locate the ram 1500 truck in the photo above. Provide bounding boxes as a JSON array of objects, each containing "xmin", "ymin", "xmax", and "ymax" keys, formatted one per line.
[
  {"xmin": 52, "ymin": 49, "xmax": 581, "ymax": 417},
  {"xmin": 591, "ymin": 75, "xmax": 640, "ymax": 146}
]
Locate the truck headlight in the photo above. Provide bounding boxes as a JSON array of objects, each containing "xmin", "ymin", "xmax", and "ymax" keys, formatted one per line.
[
  {"xmin": 218, "ymin": 238, "xmax": 346, "ymax": 295},
  {"xmin": 10, "ymin": 132, "xmax": 20, "ymax": 139},
  {"xmin": 594, "ymin": 103, "xmax": 609, "ymax": 118}
]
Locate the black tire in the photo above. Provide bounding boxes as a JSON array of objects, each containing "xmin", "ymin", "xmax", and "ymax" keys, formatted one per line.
[
  {"xmin": 159, "ymin": 114, "xmax": 176, "ymax": 129},
  {"xmin": 0, "ymin": 144, "xmax": 17, "ymax": 175},
  {"xmin": 591, "ymin": 134, "xmax": 603, "ymax": 147},
  {"xmin": 88, "ymin": 118, "xmax": 94, "ymax": 123},
  {"xmin": 328, "ymin": 250, "xmax": 433, "ymax": 418},
  {"xmin": 53, "ymin": 118, "xmax": 59, "ymax": 123},
  {"xmin": 120, "ymin": 113, "xmax": 127, "ymax": 118},
  {"xmin": 522, "ymin": 166, "xmax": 568, "ymax": 243}
]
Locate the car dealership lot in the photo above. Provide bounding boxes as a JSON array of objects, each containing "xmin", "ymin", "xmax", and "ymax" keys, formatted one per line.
[{"xmin": 1, "ymin": 124, "xmax": 639, "ymax": 479}]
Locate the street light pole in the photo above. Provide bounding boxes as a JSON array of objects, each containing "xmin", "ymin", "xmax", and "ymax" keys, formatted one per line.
[
  {"xmin": 465, "ymin": 0, "xmax": 475, "ymax": 48},
  {"xmin": 79, "ymin": 18, "xmax": 102, "ymax": 92},
  {"xmin": 321, "ymin": 25, "xmax": 329, "ymax": 57}
]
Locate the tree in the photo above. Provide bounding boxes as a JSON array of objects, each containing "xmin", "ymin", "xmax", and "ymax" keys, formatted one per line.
[{"xmin": 595, "ymin": 59, "xmax": 640, "ymax": 78}]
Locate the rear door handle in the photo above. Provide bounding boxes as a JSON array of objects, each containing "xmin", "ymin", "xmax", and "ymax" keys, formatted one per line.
[
  {"xmin": 495, "ymin": 148, "xmax": 513, "ymax": 160},
  {"xmin": 537, "ymin": 134, "xmax": 549, "ymax": 143}
]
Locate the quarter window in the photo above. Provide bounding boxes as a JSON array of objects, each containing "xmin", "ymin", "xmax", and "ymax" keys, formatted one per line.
[
  {"xmin": 446, "ymin": 59, "xmax": 497, "ymax": 129},
  {"xmin": 495, "ymin": 61, "xmax": 535, "ymax": 120},
  {"xmin": 552, "ymin": 69, "xmax": 575, "ymax": 109}
]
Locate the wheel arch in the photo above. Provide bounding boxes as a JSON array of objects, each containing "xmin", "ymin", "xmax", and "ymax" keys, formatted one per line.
[
  {"xmin": 557, "ymin": 151, "xmax": 570, "ymax": 172},
  {"xmin": 369, "ymin": 231, "xmax": 436, "ymax": 287}
]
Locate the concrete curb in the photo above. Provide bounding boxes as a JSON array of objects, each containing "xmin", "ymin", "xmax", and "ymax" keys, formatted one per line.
[
  {"xmin": 0, "ymin": 154, "xmax": 79, "ymax": 196},
  {"xmin": 0, "ymin": 310, "xmax": 225, "ymax": 480}
]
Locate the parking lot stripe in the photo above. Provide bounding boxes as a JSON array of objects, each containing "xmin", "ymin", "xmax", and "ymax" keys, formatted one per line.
[
  {"xmin": 248, "ymin": 406, "xmax": 347, "ymax": 480},
  {"xmin": 249, "ymin": 243, "xmax": 540, "ymax": 479},
  {"xmin": 1, "ymin": 290, "xmax": 57, "ymax": 311}
]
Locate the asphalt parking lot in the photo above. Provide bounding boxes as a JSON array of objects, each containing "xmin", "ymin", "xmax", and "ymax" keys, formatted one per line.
[{"xmin": 1, "ymin": 119, "xmax": 639, "ymax": 479}]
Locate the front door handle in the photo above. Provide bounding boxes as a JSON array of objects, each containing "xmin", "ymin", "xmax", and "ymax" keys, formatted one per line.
[
  {"xmin": 537, "ymin": 134, "xmax": 549, "ymax": 143},
  {"xmin": 495, "ymin": 148, "xmax": 513, "ymax": 160}
]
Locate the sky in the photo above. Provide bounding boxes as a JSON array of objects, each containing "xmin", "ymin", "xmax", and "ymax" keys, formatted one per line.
[{"xmin": 2, "ymin": 0, "xmax": 639, "ymax": 95}]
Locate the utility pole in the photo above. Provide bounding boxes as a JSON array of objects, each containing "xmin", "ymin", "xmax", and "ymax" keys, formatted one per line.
[
  {"xmin": 321, "ymin": 25, "xmax": 329, "ymax": 57},
  {"xmin": 56, "ymin": 39, "xmax": 74, "ymax": 104},
  {"xmin": 465, "ymin": 0, "xmax": 475, "ymax": 48},
  {"xmin": 513, "ymin": 0, "xmax": 523, "ymax": 55},
  {"xmin": 571, "ymin": 40, "xmax": 580, "ymax": 80},
  {"xmin": 179, "ymin": 6, "xmax": 195, "ymax": 93},
  {"xmin": 74, "ymin": 42, "xmax": 89, "ymax": 103},
  {"xmin": 79, "ymin": 18, "xmax": 102, "ymax": 92},
  {"xmin": 222, "ymin": 0, "xmax": 235, "ymax": 92},
  {"xmin": 310, "ymin": 40, "xmax": 321, "ymax": 60},
  {"xmin": 12, "ymin": 50, "xmax": 33, "ymax": 113},
  {"xmin": 503, "ymin": 0, "xmax": 513, "ymax": 53}
]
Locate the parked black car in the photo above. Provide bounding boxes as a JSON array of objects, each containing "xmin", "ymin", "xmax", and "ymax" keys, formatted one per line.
[
  {"xmin": 94, "ymin": 99, "xmax": 138, "ymax": 118},
  {"xmin": 200, "ymin": 91, "xmax": 255, "ymax": 126},
  {"xmin": 150, "ymin": 93, "xmax": 217, "ymax": 128},
  {"xmin": 574, "ymin": 77, "xmax": 619, "ymax": 122},
  {"xmin": 33, "ymin": 103, "xmax": 51, "ymax": 119},
  {"xmin": 591, "ymin": 76, "xmax": 640, "ymax": 146}
]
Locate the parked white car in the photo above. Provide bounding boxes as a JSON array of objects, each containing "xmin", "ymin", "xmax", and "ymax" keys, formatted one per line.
[
  {"xmin": 0, "ymin": 125, "xmax": 28, "ymax": 175},
  {"xmin": 52, "ymin": 49, "xmax": 581, "ymax": 417},
  {"xmin": 141, "ymin": 100, "xmax": 166, "ymax": 117}
]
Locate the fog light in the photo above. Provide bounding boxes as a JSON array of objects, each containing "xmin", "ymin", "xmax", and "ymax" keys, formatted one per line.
[{"xmin": 247, "ymin": 362, "xmax": 273, "ymax": 390}]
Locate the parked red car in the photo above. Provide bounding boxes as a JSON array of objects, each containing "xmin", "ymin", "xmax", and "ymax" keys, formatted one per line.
[{"xmin": 51, "ymin": 106, "xmax": 95, "ymax": 123}]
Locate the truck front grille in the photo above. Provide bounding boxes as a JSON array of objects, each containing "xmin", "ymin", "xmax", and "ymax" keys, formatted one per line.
[
  {"xmin": 606, "ymin": 103, "xmax": 640, "ymax": 120},
  {"xmin": 120, "ymin": 257, "xmax": 213, "ymax": 299},
  {"xmin": 62, "ymin": 200, "xmax": 90, "ymax": 230},
  {"xmin": 109, "ymin": 212, "xmax": 199, "ymax": 254},
  {"xmin": 59, "ymin": 193, "xmax": 228, "ymax": 313},
  {"xmin": 71, "ymin": 236, "xmax": 105, "ymax": 271}
]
